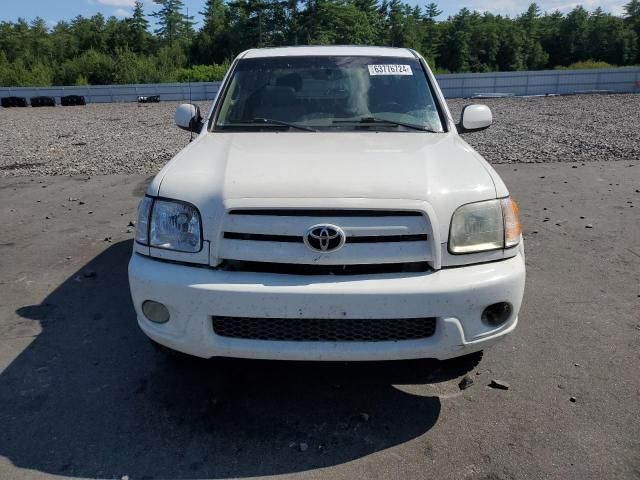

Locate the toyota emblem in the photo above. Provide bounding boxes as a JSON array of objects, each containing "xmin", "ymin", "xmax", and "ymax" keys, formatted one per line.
[{"xmin": 304, "ymin": 224, "xmax": 346, "ymax": 253}]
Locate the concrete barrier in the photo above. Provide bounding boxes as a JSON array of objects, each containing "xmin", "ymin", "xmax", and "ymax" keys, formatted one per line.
[{"xmin": 1, "ymin": 67, "xmax": 639, "ymax": 103}]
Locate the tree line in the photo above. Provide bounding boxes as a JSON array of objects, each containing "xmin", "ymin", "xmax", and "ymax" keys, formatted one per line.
[{"xmin": 1, "ymin": 0, "xmax": 639, "ymax": 87}]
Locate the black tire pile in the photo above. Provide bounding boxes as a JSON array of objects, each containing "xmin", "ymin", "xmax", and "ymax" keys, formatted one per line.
[
  {"xmin": 30, "ymin": 96, "xmax": 56, "ymax": 107},
  {"xmin": 60, "ymin": 95, "xmax": 87, "ymax": 106},
  {"xmin": 137, "ymin": 95, "xmax": 160, "ymax": 103},
  {"xmin": 1, "ymin": 96, "xmax": 28, "ymax": 108},
  {"xmin": 1, "ymin": 95, "xmax": 87, "ymax": 108}
]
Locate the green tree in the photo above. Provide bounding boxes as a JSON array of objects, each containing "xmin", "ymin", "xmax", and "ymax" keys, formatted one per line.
[
  {"xmin": 1, "ymin": 0, "xmax": 639, "ymax": 86},
  {"xmin": 151, "ymin": 0, "xmax": 194, "ymax": 46},
  {"xmin": 387, "ymin": 0, "xmax": 405, "ymax": 47},
  {"xmin": 495, "ymin": 22, "xmax": 526, "ymax": 71},
  {"xmin": 128, "ymin": 1, "xmax": 151, "ymax": 53},
  {"xmin": 421, "ymin": 3, "xmax": 442, "ymax": 65},
  {"xmin": 439, "ymin": 8, "xmax": 472, "ymax": 72},
  {"xmin": 105, "ymin": 15, "xmax": 132, "ymax": 53},
  {"xmin": 29, "ymin": 18, "xmax": 52, "ymax": 62},
  {"xmin": 518, "ymin": 4, "xmax": 549, "ymax": 69},
  {"xmin": 50, "ymin": 21, "xmax": 79, "ymax": 63},
  {"xmin": 71, "ymin": 14, "xmax": 107, "ymax": 52},
  {"xmin": 538, "ymin": 10, "xmax": 564, "ymax": 66},
  {"xmin": 624, "ymin": 0, "xmax": 640, "ymax": 61},
  {"xmin": 559, "ymin": 6, "xmax": 589, "ymax": 65},
  {"xmin": 195, "ymin": 0, "xmax": 229, "ymax": 63},
  {"xmin": 299, "ymin": 0, "xmax": 376, "ymax": 45},
  {"xmin": 354, "ymin": 0, "xmax": 382, "ymax": 41}
]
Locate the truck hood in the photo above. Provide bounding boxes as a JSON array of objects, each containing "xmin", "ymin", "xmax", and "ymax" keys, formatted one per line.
[{"xmin": 151, "ymin": 131, "xmax": 502, "ymax": 238}]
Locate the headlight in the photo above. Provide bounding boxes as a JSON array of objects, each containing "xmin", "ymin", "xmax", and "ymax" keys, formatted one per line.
[
  {"xmin": 449, "ymin": 197, "xmax": 521, "ymax": 254},
  {"xmin": 150, "ymin": 199, "xmax": 202, "ymax": 252},
  {"xmin": 135, "ymin": 197, "xmax": 202, "ymax": 253}
]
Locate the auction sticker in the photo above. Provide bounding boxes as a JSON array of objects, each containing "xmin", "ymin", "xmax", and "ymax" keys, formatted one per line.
[{"xmin": 368, "ymin": 64, "xmax": 413, "ymax": 75}]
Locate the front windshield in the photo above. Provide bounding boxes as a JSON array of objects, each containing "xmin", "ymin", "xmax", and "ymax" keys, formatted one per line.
[{"xmin": 214, "ymin": 56, "xmax": 445, "ymax": 132}]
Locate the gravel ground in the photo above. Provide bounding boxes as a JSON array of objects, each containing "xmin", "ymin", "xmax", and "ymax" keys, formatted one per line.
[
  {"xmin": 1, "ymin": 94, "xmax": 639, "ymax": 177},
  {"xmin": 0, "ymin": 101, "xmax": 210, "ymax": 177},
  {"xmin": 448, "ymin": 94, "xmax": 640, "ymax": 163}
]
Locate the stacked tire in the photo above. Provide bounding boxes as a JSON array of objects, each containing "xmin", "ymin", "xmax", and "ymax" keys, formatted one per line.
[
  {"xmin": 61, "ymin": 95, "xmax": 86, "ymax": 106},
  {"xmin": 1, "ymin": 96, "xmax": 28, "ymax": 108},
  {"xmin": 138, "ymin": 95, "xmax": 160, "ymax": 103},
  {"xmin": 30, "ymin": 96, "xmax": 56, "ymax": 107}
]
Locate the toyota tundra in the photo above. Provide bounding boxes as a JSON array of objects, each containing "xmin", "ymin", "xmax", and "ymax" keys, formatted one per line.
[{"xmin": 128, "ymin": 46, "xmax": 526, "ymax": 361}]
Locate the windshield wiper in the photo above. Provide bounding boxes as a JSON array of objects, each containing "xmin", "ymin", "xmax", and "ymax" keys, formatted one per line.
[
  {"xmin": 251, "ymin": 118, "xmax": 317, "ymax": 132},
  {"xmin": 333, "ymin": 117, "xmax": 439, "ymax": 132}
]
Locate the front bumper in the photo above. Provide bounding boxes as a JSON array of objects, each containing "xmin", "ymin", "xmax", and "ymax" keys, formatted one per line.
[{"xmin": 128, "ymin": 251, "xmax": 525, "ymax": 361}]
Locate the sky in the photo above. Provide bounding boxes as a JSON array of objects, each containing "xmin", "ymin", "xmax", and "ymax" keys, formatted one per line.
[{"xmin": 0, "ymin": 0, "xmax": 627, "ymax": 29}]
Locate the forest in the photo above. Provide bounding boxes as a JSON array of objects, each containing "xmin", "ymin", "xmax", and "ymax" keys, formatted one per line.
[{"xmin": 1, "ymin": 0, "xmax": 639, "ymax": 86}]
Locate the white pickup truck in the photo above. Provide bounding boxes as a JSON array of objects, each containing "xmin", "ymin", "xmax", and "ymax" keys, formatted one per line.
[{"xmin": 128, "ymin": 46, "xmax": 525, "ymax": 362}]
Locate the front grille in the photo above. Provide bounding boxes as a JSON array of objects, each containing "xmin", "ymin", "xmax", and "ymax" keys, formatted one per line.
[
  {"xmin": 223, "ymin": 232, "xmax": 428, "ymax": 243},
  {"xmin": 219, "ymin": 208, "xmax": 434, "ymax": 267},
  {"xmin": 212, "ymin": 316, "xmax": 437, "ymax": 342},
  {"xmin": 219, "ymin": 260, "xmax": 431, "ymax": 275}
]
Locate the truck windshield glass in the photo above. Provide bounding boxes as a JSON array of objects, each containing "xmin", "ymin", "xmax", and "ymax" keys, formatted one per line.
[{"xmin": 214, "ymin": 56, "xmax": 444, "ymax": 132}]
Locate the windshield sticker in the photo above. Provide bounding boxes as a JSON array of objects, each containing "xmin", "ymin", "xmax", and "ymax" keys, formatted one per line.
[{"xmin": 367, "ymin": 64, "xmax": 413, "ymax": 76}]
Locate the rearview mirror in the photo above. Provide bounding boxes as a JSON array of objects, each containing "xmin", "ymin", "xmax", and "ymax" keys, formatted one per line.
[
  {"xmin": 459, "ymin": 104, "xmax": 492, "ymax": 132},
  {"xmin": 175, "ymin": 104, "xmax": 203, "ymax": 133}
]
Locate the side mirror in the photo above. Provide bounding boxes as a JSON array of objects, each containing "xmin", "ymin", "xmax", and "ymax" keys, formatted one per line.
[
  {"xmin": 458, "ymin": 104, "xmax": 492, "ymax": 132},
  {"xmin": 175, "ymin": 103, "xmax": 203, "ymax": 133}
]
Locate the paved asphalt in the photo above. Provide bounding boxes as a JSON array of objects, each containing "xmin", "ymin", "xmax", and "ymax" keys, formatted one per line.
[{"xmin": 0, "ymin": 162, "xmax": 638, "ymax": 479}]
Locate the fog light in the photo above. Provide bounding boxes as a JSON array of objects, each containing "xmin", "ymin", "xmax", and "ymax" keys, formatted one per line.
[
  {"xmin": 481, "ymin": 302, "xmax": 512, "ymax": 327},
  {"xmin": 142, "ymin": 300, "xmax": 170, "ymax": 323}
]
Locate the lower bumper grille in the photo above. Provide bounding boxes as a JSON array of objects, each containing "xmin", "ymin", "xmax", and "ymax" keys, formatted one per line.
[{"xmin": 212, "ymin": 316, "xmax": 437, "ymax": 342}]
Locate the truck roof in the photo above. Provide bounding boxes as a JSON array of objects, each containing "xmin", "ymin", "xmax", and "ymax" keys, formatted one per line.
[{"xmin": 241, "ymin": 46, "xmax": 416, "ymax": 59}]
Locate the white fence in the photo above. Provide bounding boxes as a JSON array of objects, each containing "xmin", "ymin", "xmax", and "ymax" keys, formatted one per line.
[
  {"xmin": 1, "ymin": 67, "xmax": 639, "ymax": 104},
  {"xmin": 0, "ymin": 82, "xmax": 219, "ymax": 104},
  {"xmin": 437, "ymin": 67, "xmax": 640, "ymax": 98}
]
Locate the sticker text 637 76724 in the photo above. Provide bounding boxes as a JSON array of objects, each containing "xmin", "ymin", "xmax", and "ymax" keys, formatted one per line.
[{"xmin": 367, "ymin": 64, "xmax": 413, "ymax": 76}]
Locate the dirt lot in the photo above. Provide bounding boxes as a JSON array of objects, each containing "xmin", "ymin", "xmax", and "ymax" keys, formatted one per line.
[{"xmin": 0, "ymin": 98, "xmax": 639, "ymax": 480}]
